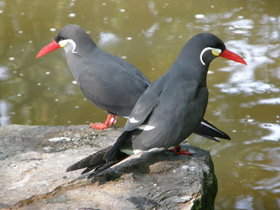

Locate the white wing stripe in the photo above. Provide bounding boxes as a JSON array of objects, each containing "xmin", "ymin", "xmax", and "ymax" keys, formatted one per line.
[
  {"xmin": 137, "ymin": 125, "xmax": 155, "ymax": 131},
  {"xmin": 129, "ymin": 117, "xmax": 139, "ymax": 123}
]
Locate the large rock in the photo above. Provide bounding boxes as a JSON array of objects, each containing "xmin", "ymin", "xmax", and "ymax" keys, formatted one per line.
[{"xmin": 0, "ymin": 125, "xmax": 217, "ymax": 210}]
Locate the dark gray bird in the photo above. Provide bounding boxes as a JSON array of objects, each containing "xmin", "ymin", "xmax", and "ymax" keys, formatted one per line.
[
  {"xmin": 66, "ymin": 33, "xmax": 246, "ymax": 177},
  {"xmin": 37, "ymin": 24, "xmax": 229, "ymax": 139},
  {"xmin": 37, "ymin": 24, "xmax": 150, "ymax": 129}
]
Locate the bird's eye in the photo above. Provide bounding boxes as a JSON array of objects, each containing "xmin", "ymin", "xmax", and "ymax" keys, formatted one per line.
[
  {"xmin": 55, "ymin": 36, "xmax": 66, "ymax": 43},
  {"xmin": 59, "ymin": 36, "xmax": 66, "ymax": 41}
]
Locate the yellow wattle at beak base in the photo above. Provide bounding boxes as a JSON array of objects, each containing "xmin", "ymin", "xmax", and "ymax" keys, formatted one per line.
[
  {"xmin": 212, "ymin": 50, "xmax": 220, "ymax": 57},
  {"xmin": 59, "ymin": 40, "xmax": 68, "ymax": 48}
]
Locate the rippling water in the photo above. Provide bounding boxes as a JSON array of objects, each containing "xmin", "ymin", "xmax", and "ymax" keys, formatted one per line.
[{"xmin": 0, "ymin": 0, "xmax": 279, "ymax": 209}]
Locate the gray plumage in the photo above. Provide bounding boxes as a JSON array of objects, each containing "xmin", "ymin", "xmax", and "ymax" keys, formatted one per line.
[
  {"xmin": 67, "ymin": 33, "xmax": 243, "ymax": 177},
  {"xmin": 43, "ymin": 24, "xmax": 230, "ymax": 139}
]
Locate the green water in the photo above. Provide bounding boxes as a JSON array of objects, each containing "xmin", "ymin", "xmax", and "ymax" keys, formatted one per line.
[{"xmin": 0, "ymin": 0, "xmax": 279, "ymax": 209}]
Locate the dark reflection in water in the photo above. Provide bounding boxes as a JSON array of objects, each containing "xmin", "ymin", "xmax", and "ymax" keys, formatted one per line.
[{"xmin": 0, "ymin": 0, "xmax": 279, "ymax": 209}]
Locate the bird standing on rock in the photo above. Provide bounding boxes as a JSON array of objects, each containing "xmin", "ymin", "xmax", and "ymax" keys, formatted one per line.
[
  {"xmin": 37, "ymin": 24, "xmax": 150, "ymax": 130},
  {"xmin": 36, "ymin": 24, "xmax": 231, "ymax": 141},
  {"xmin": 66, "ymin": 33, "xmax": 247, "ymax": 177}
]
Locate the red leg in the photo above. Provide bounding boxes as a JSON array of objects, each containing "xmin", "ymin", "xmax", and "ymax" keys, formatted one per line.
[
  {"xmin": 105, "ymin": 114, "xmax": 116, "ymax": 126},
  {"xmin": 169, "ymin": 145, "xmax": 192, "ymax": 156},
  {"xmin": 90, "ymin": 114, "xmax": 117, "ymax": 130}
]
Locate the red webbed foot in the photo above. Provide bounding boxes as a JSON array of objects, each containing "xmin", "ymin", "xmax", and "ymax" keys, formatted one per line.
[
  {"xmin": 90, "ymin": 123, "xmax": 109, "ymax": 130},
  {"xmin": 169, "ymin": 145, "xmax": 193, "ymax": 156},
  {"xmin": 90, "ymin": 114, "xmax": 116, "ymax": 130}
]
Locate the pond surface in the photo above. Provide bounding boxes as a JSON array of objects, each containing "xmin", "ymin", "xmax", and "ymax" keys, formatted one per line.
[{"xmin": 0, "ymin": 0, "xmax": 280, "ymax": 209}]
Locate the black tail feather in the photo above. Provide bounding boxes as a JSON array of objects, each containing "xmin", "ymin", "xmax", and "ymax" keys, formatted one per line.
[
  {"xmin": 194, "ymin": 119, "xmax": 231, "ymax": 141},
  {"xmin": 105, "ymin": 131, "xmax": 129, "ymax": 162},
  {"xmin": 66, "ymin": 147, "xmax": 112, "ymax": 173},
  {"xmin": 87, "ymin": 159, "xmax": 124, "ymax": 179},
  {"xmin": 81, "ymin": 165, "xmax": 102, "ymax": 174},
  {"xmin": 66, "ymin": 146, "xmax": 128, "ymax": 177}
]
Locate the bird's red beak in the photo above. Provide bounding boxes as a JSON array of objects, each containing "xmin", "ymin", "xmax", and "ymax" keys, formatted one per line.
[
  {"xmin": 36, "ymin": 40, "xmax": 61, "ymax": 59},
  {"xmin": 219, "ymin": 49, "xmax": 247, "ymax": 65}
]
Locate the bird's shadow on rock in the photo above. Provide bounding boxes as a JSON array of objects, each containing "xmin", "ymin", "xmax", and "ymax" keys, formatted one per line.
[{"xmin": 89, "ymin": 145, "xmax": 207, "ymax": 185}]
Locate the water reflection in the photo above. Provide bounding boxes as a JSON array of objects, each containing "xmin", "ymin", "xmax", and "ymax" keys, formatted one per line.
[
  {"xmin": 0, "ymin": 66, "xmax": 9, "ymax": 80},
  {"xmin": 235, "ymin": 196, "xmax": 254, "ymax": 210},
  {"xmin": 0, "ymin": 0, "xmax": 280, "ymax": 209},
  {"xmin": 215, "ymin": 39, "xmax": 279, "ymax": 95},
  {"xmin": 144, "ymin": 23, "xmax": 159, "ymax": 38},
  {"xmin": 240, "ymin": 97, "xmax": 280, "ymax": 108},
  {"xmin": 0, "ymin": 100, "xmax": 10, "ymax": 126},
  {"xmin": 260, "ymin": 123, "xmax": 280, "ymax": 141},
  {"xmin": 98, "ymin": 32, "xmax": 120, "ymax": 46}
]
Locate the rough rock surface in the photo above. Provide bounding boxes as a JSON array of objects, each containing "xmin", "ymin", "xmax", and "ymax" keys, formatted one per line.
[{"xmin": 0, "ymin": 125, "xmax": 217, "ymax": 210}]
